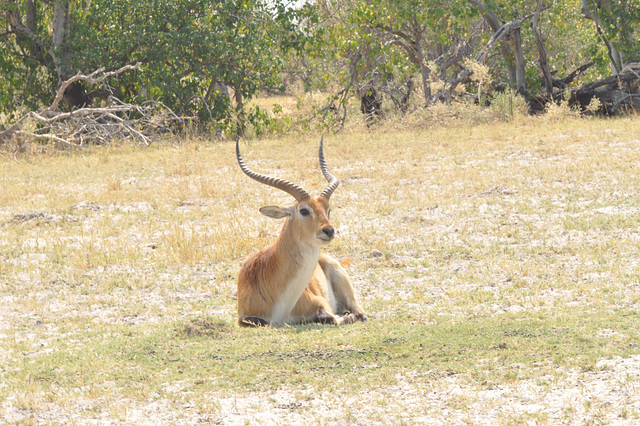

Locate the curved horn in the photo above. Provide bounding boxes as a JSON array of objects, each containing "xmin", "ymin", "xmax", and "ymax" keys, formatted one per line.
[
  {"xmin": 236, "ymin": 139, "xmax": 310, "ymax": 202},
  {"xmin": 319, "ymin": 136, "xmax": 340, "ymax": 199}
]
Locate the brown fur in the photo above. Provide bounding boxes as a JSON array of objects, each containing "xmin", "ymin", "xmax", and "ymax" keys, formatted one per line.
[{"xmin": 237, "ymin": 196, "xmax": 367, "ymax": 326}]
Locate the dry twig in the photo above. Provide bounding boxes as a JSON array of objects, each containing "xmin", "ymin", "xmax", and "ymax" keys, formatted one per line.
[{"xmin": 0, "ymin": 63, "xmax": 195, "ymax": 147}]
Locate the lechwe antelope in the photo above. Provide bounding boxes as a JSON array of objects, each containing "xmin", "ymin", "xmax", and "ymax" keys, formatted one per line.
[{"xmin": 235, "ymin": 138, "xmax": 367, "ymax": 327}]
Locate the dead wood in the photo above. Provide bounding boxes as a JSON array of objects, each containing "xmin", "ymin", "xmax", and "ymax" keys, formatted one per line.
[
  {"xmin": 0, "ymin": 63, "xmax": 195, "ymax": 147},
  {"xmin": 529, "ymin": 63, "xmax": 640, "ymax": 115},
  {"xmin": 569, "ymin": 66, "xmax": 640, "ymax": 114},
  {"xmin": 428, "ymin": 12, "xmax": 540, "ymax": 106}
]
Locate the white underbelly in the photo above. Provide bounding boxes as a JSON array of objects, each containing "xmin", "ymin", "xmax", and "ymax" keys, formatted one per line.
[
  {"xmin": 269, "ymin": 249, "xmax": 320, "ymax": 325},
  {"xmin": 324, "ymin": 274, "xmax": 338, "ymax": 313}
]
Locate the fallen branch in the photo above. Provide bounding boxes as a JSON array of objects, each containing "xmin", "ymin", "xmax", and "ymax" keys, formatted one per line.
[
  {"xmin": 14, "ymin": 131, "xmax": 80, "ymax": 147},
  {"xmin": 43, "ymin": 63, "xmax": 142, "ymax": 116},
  {"xmin": 560, "ymin": 62, "xmax": 594, "ymax": 87},
  {"xmin": 611, "ymin": 94, "xmax": 640, "ymax": 114},
  {"xmin": 428, "ymin": 10, "xmax": 545, "ymax": 106},
  {"xmin": 0, "ymin": 64, "xmax": 194, "ymax": 147},
  {"xmin": 526, "ymin": 62, "xmax": 640, "ymax": 114}
]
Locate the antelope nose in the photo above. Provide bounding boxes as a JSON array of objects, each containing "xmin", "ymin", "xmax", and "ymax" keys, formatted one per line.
[{"xmin": 322, "ymin": 227, "xmax": 335, "ymax": 239}]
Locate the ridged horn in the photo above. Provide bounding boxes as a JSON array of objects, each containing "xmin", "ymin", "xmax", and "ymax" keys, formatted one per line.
[
  {"xmin": 236, "ymin": 139, "xmax": 310, "ymax": 202},
  {"xmin": 319, "ymin": 136, "xmax": 340, "ymax": 199}
]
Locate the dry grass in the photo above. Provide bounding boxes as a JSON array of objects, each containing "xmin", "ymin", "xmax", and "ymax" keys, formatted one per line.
[{"xmin": 1, "ymin": 112, "xmax": 640, "ymax": 424}]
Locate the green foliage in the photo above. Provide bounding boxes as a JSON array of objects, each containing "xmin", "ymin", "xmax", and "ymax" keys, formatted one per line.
[
  {"xmin": 0, "ymin": 0, "xmax": 315, "ymax": 131},
  {"xmin": 321, "ymin": 0, "xmax": 474, "ymax": 95},
  {"xmin": 1, "ymin": 0, "xmax": 639, "ymax": 132},
  {"xmin": 247, "ymin": 104, "xmax": 292, "ymax": 136},
  {"xmin": 490, "ymin": 89, "xmax": 529, "ymax": 120},
  {"xmin": 542, "ymin": 0, "xmax": 607, "ymax": 80},
  {"xmin": 310, "ymin": 0, "xmax": 638, "ymax": 109},
  {"xmin": 591, "ymin": 0, "xmax": 640, "ymax": 69},
  {"xmin": 0, "ymin": 1, "xmax": 54, "ymax": 116}
]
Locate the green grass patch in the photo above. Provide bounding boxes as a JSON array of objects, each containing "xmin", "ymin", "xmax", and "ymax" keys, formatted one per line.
[{"xmin": 5, "ymin": 306, "xmax": 638, "ymax": 402}]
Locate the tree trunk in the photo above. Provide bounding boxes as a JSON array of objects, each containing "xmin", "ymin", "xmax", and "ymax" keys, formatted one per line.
[
  {"xmin": 511, "ymin": 27, "xmax": 527, "ymax": 95},
  {"xmin": 532, "ymin": 0, "xmax": 553, "ymax": 96},
  {"xmin": 26, "ymin": 0, "xmax": 37, "ymax": 32},
  {"xmin": 469, "ymin": 0, "xmax": 517, "ymax": 86},
  {"xmin": 214, "ymin": 82, "xmax": 231, "ymax": 102},
  {"xmin": 51, "ymin": 0, "xmax": 71, "ymax": 83},
  {"xmin": 580, "ymin": 0, "xmax": 621, "ymax": 75},
  {"xmin": 418, "ymin": 55, "xmax": 431, "ymax": 104},
  {"xmin": 430, "ymin": 18, "xmax": 529, "ymax": 104},
  {"xmin": 7, "ymin": 3, "xmax": 47, "ymax": 64},
  {"xmin": 411, "ymin": 18, "xmax": 431, "ymax": 103},
  {"xmin": 571, "ymin": 70, "xmax": 640, "ymax": 114},
  {"xmin": 379, "ymin": 19, "xmax": 431, "ymax": 105}
]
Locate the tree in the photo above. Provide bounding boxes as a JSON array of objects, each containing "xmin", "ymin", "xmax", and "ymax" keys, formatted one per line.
[
  {"xmin": 1, "ymin": 0, "xmax": 66, "ymax": 113},
  {"xmin": 0, "ymin": 0, "xmax": 314, "ymax": 134},
  {"xmin": 317, "ymin": 0, "xmax": 476, "ymax": 114},
  {"xmin": 581, "ymin": 0, "xmax": 640, "ymax": 75}
]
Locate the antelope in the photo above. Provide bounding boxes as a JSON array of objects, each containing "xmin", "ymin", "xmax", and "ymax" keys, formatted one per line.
[{"xmin": 235, "ymin": 138, "xmax": 368, "ymax": 327}]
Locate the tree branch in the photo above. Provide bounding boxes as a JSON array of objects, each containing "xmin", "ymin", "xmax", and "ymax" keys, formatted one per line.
[
  {"xmin": 44, "ymin": 63, "xmax": 143, "ymax": 115},
  {"xmin": 429, "ymin": 13, "xmax": 539, "ymax": 105},
  {"xmin": 562, "ymin": 62, "xmax": 594, "ymax": 85},
  {"xmin": 0, "ymin": 64, "xmax": 194, "ymax": 146}
]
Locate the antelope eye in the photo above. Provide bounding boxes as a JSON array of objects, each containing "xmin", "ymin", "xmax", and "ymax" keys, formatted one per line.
[
  {"xmin": 327, "ymin": 209, "xmax": 331, "ymax": 218},
  {"xmin": 299, "ymin": 208, "xmax": 310, "ymax": 217}
]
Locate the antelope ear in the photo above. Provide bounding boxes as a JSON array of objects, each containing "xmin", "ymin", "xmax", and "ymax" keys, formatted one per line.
[{"xmin": 259, "ymin": 206, "xmax": 292, "ymax": 219}]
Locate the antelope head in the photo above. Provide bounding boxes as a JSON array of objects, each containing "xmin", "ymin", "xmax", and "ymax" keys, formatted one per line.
[{"xmin": 236, "ymin": 137, "xmax": 340, "ymax": 248}]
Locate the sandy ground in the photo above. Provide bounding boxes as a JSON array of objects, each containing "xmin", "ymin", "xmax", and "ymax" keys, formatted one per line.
[{"xmin": 2, "ymin": 355, "xmax": 639, "ymax": 424}]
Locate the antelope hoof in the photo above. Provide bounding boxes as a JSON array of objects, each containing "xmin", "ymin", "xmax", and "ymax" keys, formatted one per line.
[
  {"xmin": 241, "ymin": 316, "xmax": 270, "ymax": 327},
  {"xmin": 315, "ymin": 307, "xmax": 339, "ymax": 325},
  {"xmin": 339, "ymin": 313, "xmax": 357, "ymax": 325},
  {"xmin": 350, "ymin": 308, "xmax": 368, "ymax": 322}
]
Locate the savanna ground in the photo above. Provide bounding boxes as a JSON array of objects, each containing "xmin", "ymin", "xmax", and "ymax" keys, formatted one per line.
[{"xmin": 1, "ymin": 107, "xmax": 640, "ymax": 424}]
